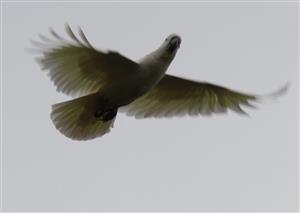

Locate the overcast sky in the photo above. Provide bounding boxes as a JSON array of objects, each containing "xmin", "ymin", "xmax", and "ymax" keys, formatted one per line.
[{"xmin": 3, "ymin": 1, "xmax": 299, "ymax": 211}]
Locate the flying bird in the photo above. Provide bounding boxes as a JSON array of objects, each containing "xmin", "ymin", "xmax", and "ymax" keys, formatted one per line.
[{"xmin": 33, "ymin": 25, "xmax": 288, "ymax": 141}]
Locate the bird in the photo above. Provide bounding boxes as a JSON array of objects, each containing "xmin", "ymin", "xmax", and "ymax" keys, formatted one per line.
[{"xmin": 32, "ymin": 24, "xmax": 289, "ymax": 141}]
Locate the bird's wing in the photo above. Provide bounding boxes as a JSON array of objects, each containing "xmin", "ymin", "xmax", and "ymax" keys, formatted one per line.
[
  {"xmin": 122, "ymin": 74, "xmax": 260, "ymax": 118},
  {"xmin": 33, "ymin": 25, "xmax": 139, "ymax": 97}
]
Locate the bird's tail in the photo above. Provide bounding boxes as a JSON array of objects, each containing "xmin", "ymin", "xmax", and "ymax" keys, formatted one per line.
[{"xmin": 51, "ymin": 93, "xmax": 117, "ymax": 141}]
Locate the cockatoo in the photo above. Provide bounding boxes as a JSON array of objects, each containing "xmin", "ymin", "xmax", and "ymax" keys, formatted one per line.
[{"xmin": 33, "ymin": 25, "xmax": 288, "ymax": 141}]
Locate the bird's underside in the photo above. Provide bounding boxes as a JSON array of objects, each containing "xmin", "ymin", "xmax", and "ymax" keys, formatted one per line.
[{"xmin": 33, "ymin": 25, "xmax": 288, "ymax": 141}]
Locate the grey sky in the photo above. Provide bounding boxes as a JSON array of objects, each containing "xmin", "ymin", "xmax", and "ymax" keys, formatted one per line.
[{"xmin": 2, "ymin": 1, "xmax": 299, "ymax": 211}]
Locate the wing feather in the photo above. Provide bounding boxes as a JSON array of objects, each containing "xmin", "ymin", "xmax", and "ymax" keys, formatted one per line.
[
  {"xmin": 122, "ymin": 74, "xmax": 257, "ymax": 118},
  {"xmin": 34, "ymin": 25, "xmax": 139, "ymax": 97}
]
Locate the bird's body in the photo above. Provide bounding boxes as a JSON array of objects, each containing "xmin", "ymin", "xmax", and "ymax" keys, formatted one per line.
[
  {"xmin": 96, "ymin": 70, "xmax": 141, "ymax": 106},
  {"xmin": 33, "ymin": 25, "xmax": 288, "ymax": 141},
  {"xmin": 99, "ymin": 51, "xmax": 169, "ymax": 107}
]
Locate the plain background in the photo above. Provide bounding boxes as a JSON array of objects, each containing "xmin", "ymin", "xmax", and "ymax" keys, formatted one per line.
[{"xmin": 2, "ymin": 1, "xmax": 299, "ymax": 211}]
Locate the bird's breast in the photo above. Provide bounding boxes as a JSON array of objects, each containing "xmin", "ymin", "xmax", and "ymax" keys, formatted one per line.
[
  {"xmin": 101, "ymin": 57, "xmax": 169, "ymax": 107},
  {"xmin": 100, "ymin": 73, "xmax": 148, "ymax": 106}
]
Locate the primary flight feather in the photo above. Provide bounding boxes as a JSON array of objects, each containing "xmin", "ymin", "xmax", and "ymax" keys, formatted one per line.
[{"xmin": 33, "ymin": 25, "xmax": 288, "ymax": 141}]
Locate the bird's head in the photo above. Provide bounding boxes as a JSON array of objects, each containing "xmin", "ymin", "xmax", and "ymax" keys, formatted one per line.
[
  {"xmin": 163, "ymin": 34, "xmax": 181, "ymax": 56},
  {"xmin": 140, "ymin": 34, "xmax": 181, "ymax": 66}
]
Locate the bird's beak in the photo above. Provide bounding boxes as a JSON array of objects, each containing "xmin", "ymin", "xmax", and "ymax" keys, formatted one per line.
[{"xmin": 167, "ymin": 37, "xmax": 181, "ymax": 53}]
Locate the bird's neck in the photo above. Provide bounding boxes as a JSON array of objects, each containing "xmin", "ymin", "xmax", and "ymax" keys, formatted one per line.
[
  {"xmin": 137, "ymin": 48, "xmax": 174, "ymax": 93},
  {"xmin": 139, "ymin": 48, "xmax": 174, "ymax": 72}
]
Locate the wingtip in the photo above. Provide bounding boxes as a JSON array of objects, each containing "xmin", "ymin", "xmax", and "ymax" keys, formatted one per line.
[{"xmin": 256, "ymin": 81, "xmax": 290, "ymax": 102}]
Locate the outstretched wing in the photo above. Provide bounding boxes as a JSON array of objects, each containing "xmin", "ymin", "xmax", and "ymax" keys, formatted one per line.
[
  {"xmin": 33, "ymin": 24, "xmax": 139, "ymax": 97},
  {"xmin": 122, "ymin": 74, "xmax": 258, "ymax": 118}
]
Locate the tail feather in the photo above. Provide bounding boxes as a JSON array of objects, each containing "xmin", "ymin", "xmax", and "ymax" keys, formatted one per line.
[{"xmin": 51, "ymin": 93, "xmax": 116, "ymax": 141}]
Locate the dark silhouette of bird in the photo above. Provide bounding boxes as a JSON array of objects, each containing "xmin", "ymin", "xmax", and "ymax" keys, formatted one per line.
[{"xmin": 33, "ymin": 25, "xmax": 288, "ymax": 141}]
